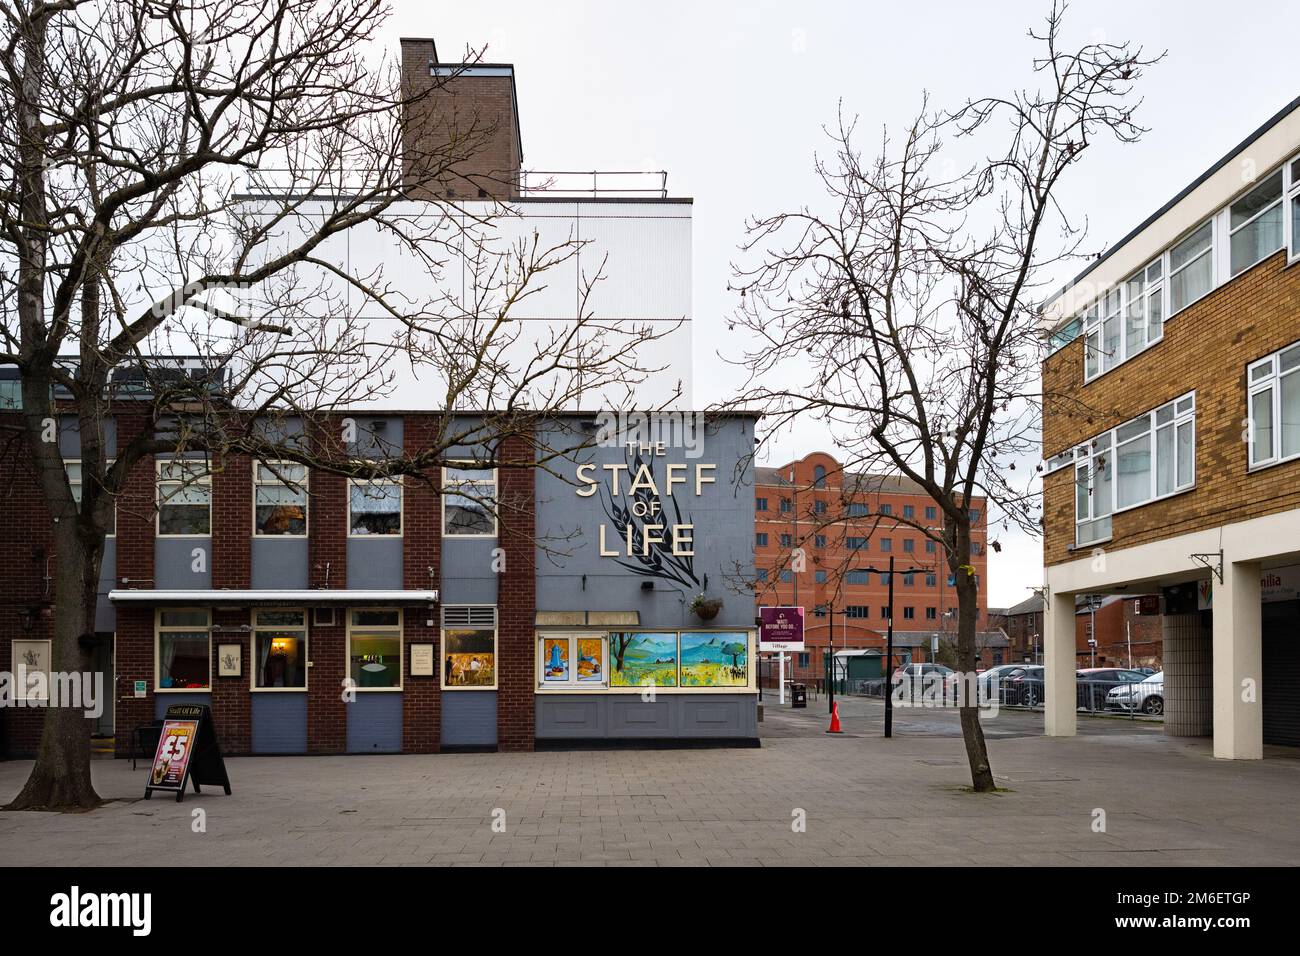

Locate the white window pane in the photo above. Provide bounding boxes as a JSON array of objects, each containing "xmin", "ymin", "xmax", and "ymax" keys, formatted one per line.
[
  {"xmin": 1075, "ymin": 463, "xmax": 1090, "ymax": 520},
  {"xmin": 1102, "ymin": 315, "xmax": 1121, "ymax": 369},
  {"xmin": 1230, "ymin": 171, "xmax": 1284, "ymax": 229},
  {"xmin": 1117, "ymin": 434, "xmax": 1151, "ymax": 509},
  {"xmin": 1170, "ymin": 222, "xmax": 1212, "ymax": 270},
  {"xmin": 1281, "ymin": 373, "xmax": 1300, "ymax": 459},
  {"xmin": 1231, "ymin": 202, "xmax": 1283, "ymax": 275},
  {"xmin": 1094, "ymin": 451, "xmax": 1113, "ymax": 517},
  {"xmin": 1251, "ymin": 388, "xmax": 1274, "ymax": 464},
  {"xmin": 1170, "ymin": 251, "xmax": 1212, "ymax": 312},
  {"xmin": 1292, "ymin": 195, "xmax": 1300, "ymax": 254},
  {"xmin": 1146, "ymin": 288, "xmax": 1163, "ymax": 340},
  {"xmin": 1155, "ymin": 425, "xmax": 1175, "ymax": 496},
  {"xmin": 158, "ymin": 631, "xmax": 209, "ymax": 690},
  {"xmin": 1085, "ymin": 330, "xmax": 1100, "ymax": 378},
  {"xmin": 1281, "ymin": 346, "xmax": 1300, "ymax": 374},
  {"xmin": 1176, "ymin": 421, "xmax": 1194, "ymax": 486},
  {"xmin": 1124, "ymin": 292, "xmax": 1145, "ymax": 356}
]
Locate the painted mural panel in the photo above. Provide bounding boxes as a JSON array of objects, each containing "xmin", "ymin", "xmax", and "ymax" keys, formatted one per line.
[
  {"xmin": 680, "ymin": 632, "xmax": 748, "ymax": 687},
  {"xmin": 543, "ymin": 637, "xmax": 570, "ymax": 682},
  {"xmin": 444, "ymin": 629, "xmax": 496, "ymax": 687},
  {"xmin": 609, "ymin": 632, "xmax": 677, "ymax": 687},
  {"xmin": 576, "ymin": 637, "xmax": 605, "ymax": 683}
]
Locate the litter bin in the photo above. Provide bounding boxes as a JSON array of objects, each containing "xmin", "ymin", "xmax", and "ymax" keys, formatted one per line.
[{"xmin": 790, "ymin": 683, "xmax": 807, "ymax": 708}]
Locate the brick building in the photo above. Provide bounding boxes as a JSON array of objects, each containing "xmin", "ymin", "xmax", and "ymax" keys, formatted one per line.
[
  {"xmin": 1039, "ymin": 95, "xmax": 1300, "ymax": 756},
  {"xmin": 988, "ymin": 593, "xmax": 1044, "ymax": 663},
  {"xmin": 753, "ymin": 452, "xmax": 989, "ymax": 684},
  {"xmin": 1074, "ymin": 595, "xmax": 1163, "ymax": 670},
  {"xmin": 0, "ymin": 403, "xmax": 760, "ymax": 757}
]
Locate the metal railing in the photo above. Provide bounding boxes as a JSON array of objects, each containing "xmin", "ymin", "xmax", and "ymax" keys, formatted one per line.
[
  {"xmin": 519, "ymin": 170, "xmax": 669, "ymax": 199},
  {"xmin": 837, "ymin": 676, "xmax": 1164, "ymax": 721}
]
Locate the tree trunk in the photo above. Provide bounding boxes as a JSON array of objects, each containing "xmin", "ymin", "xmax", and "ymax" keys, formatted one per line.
[
  {"xmin": 5, "ymin": 523, "xmax": 104, "ymax": 811},
  {"xmin": 952, "ymin": 521, "xmax": 996, "ymax": 792}
]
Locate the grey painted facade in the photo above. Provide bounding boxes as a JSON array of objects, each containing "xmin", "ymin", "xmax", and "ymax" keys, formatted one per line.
[
  {"xmin": 251, "ymin": 694, "xmax": 308, "ymax": 753},
  {"xmin": 535, "ymin": 693, "xmax": 758, "ymax": 740},
  {"xmin": 346, "ymin": 692, "xmax": 403, "ymax": 753},
  {"xmin": 442, "ymin": 691, "xmax": 498, "ymax": 747},
  {"xmin": 252, "ymin": 538, "xmax": 309, "ymax": 589}
]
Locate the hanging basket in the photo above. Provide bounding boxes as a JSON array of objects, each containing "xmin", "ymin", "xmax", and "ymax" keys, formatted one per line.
[{"xmin": 691, "ymin": 597, "xmax": 723, "ymax": 621}]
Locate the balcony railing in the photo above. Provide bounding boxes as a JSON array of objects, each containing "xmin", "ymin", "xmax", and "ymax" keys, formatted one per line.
[{"xmin": 519, "ymin": 170, "xmax": 669, "ymax": 199}]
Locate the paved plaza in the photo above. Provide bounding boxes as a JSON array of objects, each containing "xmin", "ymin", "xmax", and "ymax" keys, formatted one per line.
[{"xmin": 1, "ymin": 699, "xmax": 1297, "ymax": 866}]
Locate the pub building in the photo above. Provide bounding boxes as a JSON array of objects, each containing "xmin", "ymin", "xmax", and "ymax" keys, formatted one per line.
[{"xmin": 0, "ymin": 408, "xmax": 761, "ymax": 756}]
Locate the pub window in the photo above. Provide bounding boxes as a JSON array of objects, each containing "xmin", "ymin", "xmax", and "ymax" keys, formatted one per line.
[
  {"xmin": 254, "ymin": 462, "xmax": 308, "ymax": 536},
  {"xmin": 157, "ymin": 460, "xmax": 211, "ymax": 536},
  {"xmin": 156, "ymin": 608, "xmax": 211, "ymax": 691},
  {"xmin": 252, "ymin": 609, "xmax": 308, "ymax": 689},
  {"xmin": 347, "ymin": 609, "xmax": 402, "ymax": 690},
  {"xmin": 538, "ymin": 634, "xmax": 607, "ymax": 689},
  {"xmin": 442, "ymin": 605, "xmax": 497, "ymax": 689},
  {"xmin": 442, "ymin": 464, "xmax": 497, "ymax": 537},
  {"xmin": 349, "ymin": 477, "xmax": 402, "ymax": 536}
]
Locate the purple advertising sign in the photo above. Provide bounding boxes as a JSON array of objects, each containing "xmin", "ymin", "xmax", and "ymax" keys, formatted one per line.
[{"xmin": 759, "ymin": 606, "xmax": 805, "ymax": 650}]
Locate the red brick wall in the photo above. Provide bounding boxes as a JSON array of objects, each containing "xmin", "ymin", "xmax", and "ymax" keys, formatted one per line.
[
  {"xmin": 113, "ymin": 606, "xmax": 155, "ymax": 757},
  {"xmin": 496, "ymin": 433, "xmax": 535, "ymax": 752},
  {"xmin": 209, "ymin": 607, "xmax": 251, "ymax": 753},
  {"xmin": 402, "ymin": 416, "xmax": 441, "ymax": 753},
  {"xmin": 306, "ymin": 417, "xmax": 347, "ymax": 752},
  {"xmin": 212, "ymin": 452, "xmax": 251, "ymax": 589}
]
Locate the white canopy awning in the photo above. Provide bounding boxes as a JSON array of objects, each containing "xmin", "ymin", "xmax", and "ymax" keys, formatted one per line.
[{"xmin": 108, "ymin": 589, "xmax": 438, "ymax": 605}]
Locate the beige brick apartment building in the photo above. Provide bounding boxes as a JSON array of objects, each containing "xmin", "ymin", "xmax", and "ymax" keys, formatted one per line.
[{"xmin": 1040, "ymin": 95, "xmax": 1300, "ymax": 758}]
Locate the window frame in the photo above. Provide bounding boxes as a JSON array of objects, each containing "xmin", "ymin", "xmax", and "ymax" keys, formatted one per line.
[
  {"xmin": 1247, "ymin": 339, "xmax": 1300, "ymax": 471},
  {"xmin": 1228, "ymin": 169, "xmax": 1286, "ymax": 278},
  {"xmin": 346, "ymin": 607, "xmax": 404, "ymax": 692},
  {"xmin": 536, "ymin": 632, "xmax": 609, "ymax": 690},
  {"xmin": 441, "ymin": 604, "xmax": 498, "ymax": 691},
  {"xmin": 1288, "ymin": 154, "xmax": 1300, "ymax": 264},
  {"xmin": 348, "ymin": 475, "xmax": 404, "ymax": 538},
  {"xmin": 156, "ymin": 459, "xmax": 212, "ymax": 538},
  {"xmin": 1072, "ymin": 392, "xmax": 1196, "ymax": 547},
  {"xmin": 440, "ymin": 462, "xmax": 497, "ymax": 538},
  {"xmin": 250, "ymin": 608, "xmax": 309, "ymax": 692},
  {"xmin": 66, "ymin": 458, "xmax": 116, "ymax": 537},
  {"xmin": 155, "ymin": 607, "xmax": 212, "ymax": 693},
  {"xmin": 253, "ymin": 460, "xmax": 309, "ymax": 538}
]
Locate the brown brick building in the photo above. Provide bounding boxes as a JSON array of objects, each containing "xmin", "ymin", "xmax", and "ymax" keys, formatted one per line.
[
  {"xmin": 1039, "ymin": 95, "xmax": 1300, "ymax": 757},
  {"xmin": 753, "ymin": 451, "xmax": 991, "ymax": 684}
]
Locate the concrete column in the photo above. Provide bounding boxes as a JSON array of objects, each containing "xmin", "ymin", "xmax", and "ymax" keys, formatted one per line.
[
  {"xmin": 1043, "ymin": 585, "xmax": 1077, "ymax": 737},
  {"xmin": 1212, "ymin": 560, "xmax": 1263, "ymax": 759}
]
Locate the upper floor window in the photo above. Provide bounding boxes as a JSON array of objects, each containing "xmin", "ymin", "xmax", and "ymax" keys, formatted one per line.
[
  {"xmin": 846, "ymin": 605, "xmax": 868, "ymax": 619},
  {"xmin": 813, "ymin": 500, "xmax": 827, "ymax": 514},
  {"xmin": 846, "ymin": 570, "xmax": 870, "ymax": 584},
  {"xmin": 779, "ymin": 497, "xmax": 792, "ymax": 513},
  {"xmin": 813, "ymin": 465, "xmax": 826, "ymax": 488},
  {"xmin": 779, "ymin": 533, "xmax": 793, "ymax": 548},
  {"xmin": 254, "ymin": 462, "xmax": 307, "ymax": 536},
  {"xmin": 67, "ymin": 459, "xmax": 115, "ymax": 535},
  {"xmin": 814, "ymin": 534, "xmax": 827, "ymax": 548},
  {"xmin": 1290, "ymin": 157, "xmax": 1300, "ymax": 261},
  {"xmin": 1248, "ymin": 339, "xmax": 1300, "ymax": 468},
  {"xmin": 815, "ymin": 570, "xmax": 828, "ymax": 584},
  {"xmin": 756, "ymin": 532, "xmax": 769, "ymax": 547},
  {"xmin": 846, "ymin": 536, "xmax": 867, "ymax": 550},
  {"xmin": 442, "ymin": 464, "xmax": 496, "ymax": 537},
  {"xmin": 0, "ymin": 371, "xmax": 19, "ymax": 409},
  {"xmin": 879, "ymin": 504, "xmax": 893, "ymax": 516},
  {"xmin": 157, "ymin": 460, "xmax": 211, "ymax": 536},
  {"xmin": 756, "ymin": 568, "xmax": 769, "ymax": 583},
  {"xmin": 779, "ymin": 569, "xmax": 794, "ymax": 583},
  {"xmin": 755, "ymin": 497, "xmax": 768, "ymax": 512},
  {"xmin": 847, "ymin": 502, "xmax": 869, "ymax": 517},
  {"xmin": 350, "ymin": 477, "xmax": 402, "ymax": 536},
  {"xmin": 1072, "ymin": 392, "xmax": 1196, "ymax": 546},
  {"xmin": 903, "ymin": 504, "xmax": 914, "ymax": 519},
  {"xmin": 1230, "ymin": 170, "xmax": 1284, "ymax": 277},
  {"xmin": 814, "ymin": 605, "xmax": 828, "ymax": 618},
  {"xmin": 1168, "ymin": 220, "xmax": 1214, "ymax": 314},
  {"xmin": 880, "ymin": 538, "xmax": 892, "ymax": 552}
]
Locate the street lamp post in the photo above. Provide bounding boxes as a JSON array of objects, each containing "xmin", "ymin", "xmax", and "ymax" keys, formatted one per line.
[{"xmin": 850, "ymin": 555, "xmax": 927, "ymax": 739}]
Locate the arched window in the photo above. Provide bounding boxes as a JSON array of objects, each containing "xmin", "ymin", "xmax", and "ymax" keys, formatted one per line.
[{"xmin": 813, "ymin": 465, "xmax": 826, "ymax": 489}]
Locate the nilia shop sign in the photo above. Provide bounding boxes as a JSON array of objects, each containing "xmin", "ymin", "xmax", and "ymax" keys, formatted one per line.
[{"xmin": 576, "ymin": 442, "xmax": 716, "ymax": 558}]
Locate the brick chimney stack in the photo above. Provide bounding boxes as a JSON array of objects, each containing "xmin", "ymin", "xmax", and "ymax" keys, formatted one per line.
[{"xmin": 399, "ymin": 37, "xmax": 522, "ymax": 201}]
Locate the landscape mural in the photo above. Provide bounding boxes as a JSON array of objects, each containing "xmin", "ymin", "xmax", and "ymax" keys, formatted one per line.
[
  {"xmin": 680, "ymin": 632, "xmax": 749, "ymax": 687},
  {"xmin": 609, "ymin": 632, "xmax": 678, "ymax": 687}
]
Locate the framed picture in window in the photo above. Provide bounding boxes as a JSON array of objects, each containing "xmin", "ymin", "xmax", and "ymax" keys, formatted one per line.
[
  {"xmin": 217, "ymin": 643, "xmax": 242, "ymax": 678},
  {"xmin": 12, "ymin": 639, "xmax": 51, "ymax": 701}
]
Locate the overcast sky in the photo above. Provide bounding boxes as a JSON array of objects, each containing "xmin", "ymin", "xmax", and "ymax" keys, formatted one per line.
[{"xmin": 388, "ymin": 0, "xmax": 1298, "ymax": 606}]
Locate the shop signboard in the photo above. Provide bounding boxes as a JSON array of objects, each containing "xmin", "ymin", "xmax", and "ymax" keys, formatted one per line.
[
  {"xmin": 759, "ymin": 606, "xmax": 804, "ymax": 651},
  {"xmin": 145, "ymin": 704, "xmax": 232, "ymax": 803}
]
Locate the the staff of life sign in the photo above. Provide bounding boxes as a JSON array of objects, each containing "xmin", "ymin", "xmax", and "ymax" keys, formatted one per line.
[{"xmin": 759, "ymin": 606, "xmax": 805, "ymax": 652}]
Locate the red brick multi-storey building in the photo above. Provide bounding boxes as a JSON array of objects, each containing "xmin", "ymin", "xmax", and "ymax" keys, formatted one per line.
[{"xmin": 752, "ymin": 452, "xmax": 997, "ymax": 684}]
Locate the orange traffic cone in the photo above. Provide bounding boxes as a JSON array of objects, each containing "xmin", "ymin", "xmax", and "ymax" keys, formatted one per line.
[{"xmin": 826, "ymin": 701, "xmax": 844, "ymax": 734}]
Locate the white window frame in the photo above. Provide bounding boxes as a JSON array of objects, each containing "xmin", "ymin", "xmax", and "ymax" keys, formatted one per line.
[
  {"xmin": 440, "ymin": 463, "xmax": 498, "ymax": 538},
  {"xmin": 1073, "ymin": 393, "xmax": 1196, "ymax": 547},
  {"xmin": 1288, "ymin": 154, "xmax": 1300, "ymax": 264},
  {"xmin": 155, "ymin": 607, "xmax": 212, "ymax": 693},
  {"xmin": 346, "ymin": 607, "xmax": 403, "ymax": 691},
  {"xmin": 536, "ymin": 632, "xmax": 610, "ymax": 690},
  {"xmin": 156, "ymin": 459, "xmax": 212, "ymax": 537},
  {"xmin": 441, "ymin": 604, "xmax": 498, "ymax": 691},
  {"xmin": 250, "ymin": 608, "xmax": 309, "ymax": 692},
  {"xmin": 1228, "ymin": 168, "xmax": 1286, "ymax": 279},
  {"xmin": 347, "ymin": 475, "xmax": 403, "ymax": 538},
  {"xmin": 253, "ymin": 460, "xmax": 309, "ymax": 537},
  {"xmin": 66, "ymin": 458, "xmax": 116, "ymax": 537},
  {"xmin": 1247, "ymin": 339, "xmax": 1300, "ymax": 471}
]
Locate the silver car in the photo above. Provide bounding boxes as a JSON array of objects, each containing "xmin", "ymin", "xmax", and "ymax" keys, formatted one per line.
[{"xmin": 1106, "ymin": 671, "xmax": 1164, "ymax": 715}]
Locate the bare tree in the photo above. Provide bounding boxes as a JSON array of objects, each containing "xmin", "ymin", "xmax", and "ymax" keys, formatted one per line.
[
  {"xmin": 725, "ymin": 3, "xmax": 1160, "ymax": 791},
  {"xmin": 0, "ymin": 0, "xmax": 675, "ymax": 809}
]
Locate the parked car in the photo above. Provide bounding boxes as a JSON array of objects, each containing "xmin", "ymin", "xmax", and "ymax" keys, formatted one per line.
[
  {"xmin": 1076, "ymin": 668, "xmax": 1148, "ymax": 710},
  {"xmin": 1006, "ymin": 665, "xmax": 1045, "ymax": 707},
  {"xmin": 1107, "ymin": 672, "xmax": 1164, "ymax": 715},
  {"xmin": 978, "ymin": 664, "xmax": 1030, "ymax": 703},
  {"xmin": 892, "ymin": 663, "xmax": 959, "ymax": 702}
]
